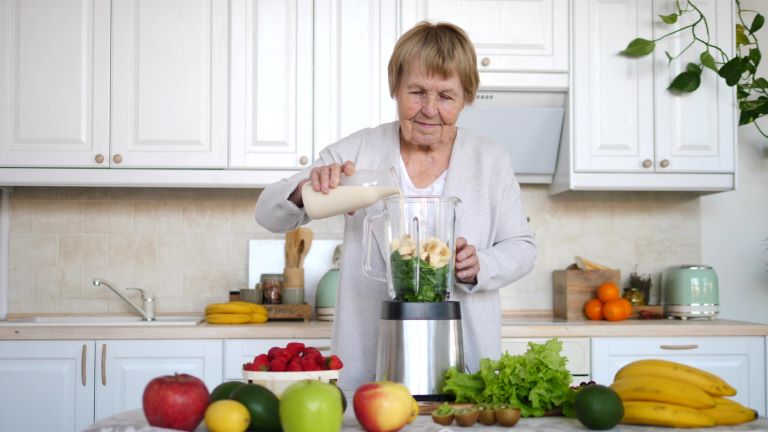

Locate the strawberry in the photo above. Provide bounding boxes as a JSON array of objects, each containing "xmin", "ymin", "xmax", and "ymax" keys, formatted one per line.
[
  {"xmin": 286, "ymin": 342, "xmax": 305, "ymax": 357},
  {"xmin": 267, "ymin": 346, "xmax": 282, "ymax": 359},
  {"xmin": 252, "ymin": 354, "xmax": 269, "ymax": 371},
  {"xmin": 326, "ymin": 355, "xmax": 343, "ymax": 370},
  {"xmin": 301, "ymin": 347, "xmax": 321, "ymax": 358},
  {"xmin": 269, "ymin": 358, "xmax": 287, "ymax": 372},
  {"xmin": 287, "ymin": 359, "xmax": 303, "ymax": 371},
  {"xmin": 243, "ymin": 361, "xmax": 256, "ymax": 371}
]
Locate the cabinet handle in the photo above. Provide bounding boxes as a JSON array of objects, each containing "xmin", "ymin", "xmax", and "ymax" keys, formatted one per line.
[
  {"xmin": 101, "ymin": 343, "xmax": 107, "ymax": 386},
  {"xmin": 481, "ymin": 57, "xmax": 491, "ymax": 67},
  {"xmin": 659, "ymin": 159, "xmax": 670, "ymax": 168},
  {"xmin": 659, "ymin": 344, "xmax": 699, "ymax": 350},
  {"xmin": 112, "ymin": 154, "xmax": 123, "ymax": 164},
  {"xmin": 81, "ymin": 344, "xmax": 87, "ymax": 386},
  {"xmin": 94, "ymin": 154, "xmax": 105, "ymax": 164},
  {"xmin": 315, "ymin": 346, "xmax": 331, "ymax": 351},
  {"xmin": 299, "ymin": 156, "xmax": 309, "ymax": 165},
  {"xmin": 642, "ymin": 159, "xmax": 653, "ymax": 168}
]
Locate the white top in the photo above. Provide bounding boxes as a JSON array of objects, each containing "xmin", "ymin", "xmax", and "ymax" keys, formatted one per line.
[{"xmin": 398, "ymin": 155, "xmax": 447, "ymax": 196}]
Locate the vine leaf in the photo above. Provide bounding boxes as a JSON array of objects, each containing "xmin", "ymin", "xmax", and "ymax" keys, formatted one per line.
[
  {"xmin": 621, "ymin": 38, "xmax": 655, "ymax": 57},
  {"xmin": 736, "ymin": 24, "xmax": 750, "ymax": 46},
  {"xmin": 749, "ymin": 48, "xmax": 761, "ymax": 68},
  {"xmin": 750, "ymin": 14, "xmax": 765, "ymax": 34},
  {"xmin": 753, "ymin": 77, "xmax": 768, "ymax": 89},
  {"xmin": 686, "ymin": 63, "xmax": 702, "ymax": 74},
  {"xmin": 718, "ymin": 57, "xmax": 744, "ymax": 86},
  {"xmin": 668, "ymin": 71, "xmax": 701, "ymax": 93},
  {"xmin": 700, "ymin": 51, "xmax": 717, "ymax": 71},
  {"xmin": 659, "ymin": 13, "xmax": 679, "ymax": 25}
]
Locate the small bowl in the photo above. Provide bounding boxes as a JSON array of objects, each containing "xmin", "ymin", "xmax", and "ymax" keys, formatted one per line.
[{"xmin": 242, "ymin": 369, "xmax": 340, "ymax": 398}]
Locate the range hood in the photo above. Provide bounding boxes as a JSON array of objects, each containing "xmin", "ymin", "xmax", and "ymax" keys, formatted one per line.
[{"xmin": 457, "ymin": 91, "xmax": 566, "ymax": 184}]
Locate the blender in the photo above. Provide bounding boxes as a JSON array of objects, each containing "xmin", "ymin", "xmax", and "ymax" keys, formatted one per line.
[{"xmin": 363, "ymin": 195, "xmax": 464, "ymax": 400}]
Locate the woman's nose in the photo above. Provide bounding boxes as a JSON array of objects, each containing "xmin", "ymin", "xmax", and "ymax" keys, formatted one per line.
[{"xmin": 421, "ymin": 94, "xmax": 438, "ymax": 117}]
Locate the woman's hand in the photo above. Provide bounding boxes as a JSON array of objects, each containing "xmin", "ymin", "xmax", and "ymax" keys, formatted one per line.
[
  {"xmin": 288, "ymin": 161, "xmax": 355, "ymax": 207},
  {"xmin": 455, "ymin": 236, "xmax": 479, "ymax": 284}
]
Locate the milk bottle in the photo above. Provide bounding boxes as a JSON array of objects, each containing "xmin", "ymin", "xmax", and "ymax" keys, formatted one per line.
[{"xmin": 302, "ymin": 168, "xmax": 400, "ymax": 220}]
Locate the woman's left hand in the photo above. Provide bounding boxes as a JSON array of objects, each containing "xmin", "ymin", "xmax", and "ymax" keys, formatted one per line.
[{"xmin": 455, "ymin": 237, "xmax": 479, "ymax": 284}]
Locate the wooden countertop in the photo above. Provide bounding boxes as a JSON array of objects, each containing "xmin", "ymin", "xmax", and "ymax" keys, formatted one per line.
[{"xmin": 1, "ymin": 317, "xmax": 766, "ymax": 340}]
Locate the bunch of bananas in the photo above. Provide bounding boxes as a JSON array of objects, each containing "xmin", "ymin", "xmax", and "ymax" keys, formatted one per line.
[
  {"xmin": 204, "ymin": 301, "xmax": 268, "ymax": 324},
  {"xmin": 610, "ymin": 359, "xmax": 758, "ymax": 428}
]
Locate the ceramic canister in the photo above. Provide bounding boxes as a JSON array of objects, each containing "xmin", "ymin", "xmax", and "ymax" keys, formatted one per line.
[{"xmin": 662, "ymin": 265, "xmax": 719, "ymax": 319}]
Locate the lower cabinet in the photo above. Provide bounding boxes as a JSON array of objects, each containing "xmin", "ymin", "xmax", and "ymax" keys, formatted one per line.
[
  {"xmin": 0, "ymin": 340, "xmax": 223, "ymax": 432},
  {"xmin": 223, "ymin": 338, "xmax": 331, "ymax": 380},
  {"xmin": 502, "ymin": 337, "xmax": 591, "ymax": 381},
  {"xmin": 591, "ymin": 336, "xmax": 766, "ymax": 412}
]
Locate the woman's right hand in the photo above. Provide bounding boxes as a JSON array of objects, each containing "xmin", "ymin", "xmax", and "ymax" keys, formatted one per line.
[{"xmin": 308, "ymin": 161, "xmax": 356, "ymax": 194}]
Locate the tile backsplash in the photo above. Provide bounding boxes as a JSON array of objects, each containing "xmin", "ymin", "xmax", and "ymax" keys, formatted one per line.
[{"xmin": 7, "ymin": 186, "xmax": 701, "ymax": 315}]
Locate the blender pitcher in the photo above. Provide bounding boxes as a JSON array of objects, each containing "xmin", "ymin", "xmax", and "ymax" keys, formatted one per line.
[{"xmin": 363, "ymin": 195, "xmax": 461, "ymax": 301}]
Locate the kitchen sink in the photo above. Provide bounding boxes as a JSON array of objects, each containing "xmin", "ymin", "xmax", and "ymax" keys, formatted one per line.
[{"xmin": 0, "ymin": 315, "xmax": 203, "ymax": 327}]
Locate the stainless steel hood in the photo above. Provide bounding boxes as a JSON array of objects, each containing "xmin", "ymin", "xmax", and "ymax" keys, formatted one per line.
[{"xmin": 457, "ymin": 91, "xmax": 566, "ymax": 184}]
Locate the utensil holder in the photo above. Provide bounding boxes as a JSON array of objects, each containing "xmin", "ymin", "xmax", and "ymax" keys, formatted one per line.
[{"xmin": 283, "ymin": 267, "xmax": 304, "ymax": 288}]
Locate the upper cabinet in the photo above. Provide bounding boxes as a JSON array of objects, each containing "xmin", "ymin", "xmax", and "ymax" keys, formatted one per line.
[
  {"xmin": 229, "ymin": 0, "xmax": 313, "ymax": 169},
  {"xmin": 552, "ymin": 0, "xmax": 736, "ymax": 193},
  {"xmin": 0, "ymin": 0, "xmax": 110, "ymax": 167},
  {"xmin": 400, "ymin": 0, "xmax": 569, "ymax": 89},
  {"xmin": 110, "ymin": 0, "xmax": 229, "ymax": 168}
]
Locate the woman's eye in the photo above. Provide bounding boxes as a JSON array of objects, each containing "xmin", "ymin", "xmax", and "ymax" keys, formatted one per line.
[
  {"xmin": 439, "ymin": 94, "xmax": 453, "ymax": 100},
  {"xmin": 410, "ymin": 91, "xmax": 424, "ymax": 95}
]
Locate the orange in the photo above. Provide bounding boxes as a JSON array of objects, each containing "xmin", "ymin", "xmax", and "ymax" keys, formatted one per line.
[
  {"xmin": 597, "ymin": 282, "xmax": 620, "ymax": 302},
  {"xmin": 583, "ymin": 299, "xmax": 603, "ymax": 320},
  {"xmin": 617, "ymin": 298, "xmax": 633, "ymax": 317},
  {"xmin": 602, "ymin": 299, "xmax": 630, "ymax": 321}
]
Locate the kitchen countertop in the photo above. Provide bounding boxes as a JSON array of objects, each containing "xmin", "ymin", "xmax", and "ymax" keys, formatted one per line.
[
  {"xmin": 1, "ymin": 317, "xmax": 767, "ymax": 340},
  {"xmin": 86, "ymin": 408, "xmax": 768, "ymax": 431}
]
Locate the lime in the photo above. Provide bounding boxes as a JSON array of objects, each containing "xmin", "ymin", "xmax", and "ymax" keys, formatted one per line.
[
  {"xmin": 210, "ymin": 381, "xmax": 246, "ymax": 402},
  {"xmin": 575, "ymin": 384, "xmax": 624, "ymax": 430},
  {"xmin": 204, "ymin": 400, "xmax": 250, "ymax": 432},
  {"xmin": 230, "ymin": 383, "xmax": 281, "ymax": 432}
]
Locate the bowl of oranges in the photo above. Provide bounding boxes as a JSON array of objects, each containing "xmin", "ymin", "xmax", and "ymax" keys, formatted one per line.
[{"xmin": 584, "ymin": 282, "xmax": 633, "ymax": 321}]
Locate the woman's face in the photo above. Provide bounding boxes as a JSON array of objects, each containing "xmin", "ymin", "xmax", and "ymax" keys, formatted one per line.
[{"xmin": 396, "ymin": 57, "xmax": 466, "ymax": 148}]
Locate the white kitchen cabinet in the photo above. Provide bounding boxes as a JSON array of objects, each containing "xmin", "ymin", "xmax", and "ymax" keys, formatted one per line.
[
  {"xmin": 110, "ymin": 0, "xmax": 229, "ymax": 168},
  {"xmin": 223, "ymin": 338, "xmax": 331, "ymax": 379},
  {"xmin": 0, "ymin": 0, "xmax": 110, "ymax": 167},
  {"xmin": 552, "ymin": 0, "xmax": 736, "ymax": 193},
  {"xmin": 94, "ymin": 339, "xmax": 222, "ymax": 421},
  {"xmin": 0, "ymin": 341, "xmax": 95, "ymax": 432},
  {"xmin": 502, "ymin": 337, "xmax": 590, "ymax": 380},
  {"xmin": 591, "ymin": 336, "xmax": 766, "ymax": 412},
  {"xmin": 229, "ymin": 0, "xmax": 313, "ymax": 169},
  {"xmin": 399, "ymin": 0, "xmax": 569, "ymax": 89}
]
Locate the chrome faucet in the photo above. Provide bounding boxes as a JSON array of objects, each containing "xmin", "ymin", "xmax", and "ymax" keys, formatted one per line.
[{"xmin": 93, "ymin": 278, "xmax": 155, "ymax": 321}]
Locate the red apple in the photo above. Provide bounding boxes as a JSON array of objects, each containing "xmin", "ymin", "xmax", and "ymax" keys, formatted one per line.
[
  {"xmin": 142, "ymin": 373, "xmax": 209, "ymax": 431},
  {"xmin": 353, "ymin": 381, "xmax": 415, "ymax": 432}
]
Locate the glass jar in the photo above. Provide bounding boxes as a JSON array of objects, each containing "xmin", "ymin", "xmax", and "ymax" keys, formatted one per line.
[
  {"xmin": 261, "ymin": 274, "xmax": 284, "ymax": 304},
  {"xmin": 623, "ymin": 287, "xmax": 646, "ymax": 306}
]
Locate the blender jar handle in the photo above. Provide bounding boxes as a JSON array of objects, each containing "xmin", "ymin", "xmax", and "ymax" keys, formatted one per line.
[{"xmin": 362, "ymin": 211, "xmax": 387, "ymax": 282}]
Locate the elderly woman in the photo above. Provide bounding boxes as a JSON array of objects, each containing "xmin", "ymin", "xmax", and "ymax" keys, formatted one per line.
[{"xmin": 255, "ymin": 21, "xmax": 536, "ymax": 390}]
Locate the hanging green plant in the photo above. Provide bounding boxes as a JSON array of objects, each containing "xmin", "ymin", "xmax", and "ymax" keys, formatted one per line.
[{"xmin": 620, "ymin": 0, "xmax": 766, "ymax": 138}]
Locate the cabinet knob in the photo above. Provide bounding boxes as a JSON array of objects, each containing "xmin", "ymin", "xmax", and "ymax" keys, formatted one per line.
[
  {"xmin": 299, "ymin": 156, "xmax": 309, "ymax": 166},
  {"xmin": 112, "ymin": 154, "xmax": 123, "ymax": 164},
  {"xmin": 481, "ymin": 57, "xmax": 491, "ymax": 67},
  {"xmin": 94, "ymin": 154, "xmax": 105, "ymax": 164},
  {"xmin": 642, "ymin": 159, "xmax": 653, "ymax": 168},
  {"xmin": 659, "ymin": 159, "xmax": 670, "ymax": 168}
]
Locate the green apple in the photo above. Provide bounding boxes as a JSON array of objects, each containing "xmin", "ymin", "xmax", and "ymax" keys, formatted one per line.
[{"xmin": 279, "ymin": 380, "xmax": 343, "ymax": 432}]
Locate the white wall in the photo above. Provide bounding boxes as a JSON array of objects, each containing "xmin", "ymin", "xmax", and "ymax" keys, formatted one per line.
[{"xmin": 701, "ymin": 0, "xmax": 768, "ymax": 324}]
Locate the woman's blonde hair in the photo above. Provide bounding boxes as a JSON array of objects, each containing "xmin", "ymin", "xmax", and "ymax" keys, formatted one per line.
[{"xmin": 388, "ymin": 21, "xmax": 479, "ymax": 103}]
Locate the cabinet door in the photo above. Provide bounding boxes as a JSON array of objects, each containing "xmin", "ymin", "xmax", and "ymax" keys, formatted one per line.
[
  {"xmin": 573, "ymin": 0, "xmax": 655, "ymax": 172},
  {"xmin": 400, "ymin": 0, "xmax": 567, "ymax": 74},
  {"xmin": 0, "ymin": 0, "xmax": 109, "ymax": 167},
  {"xmin": 223, "ymin": 338, "xmax": 331, "ymax": 379},
  {"xmin": 0, "ymin": 341, "xmax": 95, "ymax": 432},
  {"xmin": 94, "ymin": 340, "xmax": 222, "ymax": 421},
  {"xmin": 229, "ymin": 0, "xmax": 313, "ymax": 169},
  {"xmin": 653, "ymin": 0, "xmax": 735, "ymax": 173},
  {"xmin": 502, "ymin": 337, "xmax": 590, "ymax": 378},
  {"xmin": 592, "ymin": 336, "xmax": 766, "ymax": 411},
  {"xmin": 110, "ymin": 0, "xmax": 228, "ymax": 168}
]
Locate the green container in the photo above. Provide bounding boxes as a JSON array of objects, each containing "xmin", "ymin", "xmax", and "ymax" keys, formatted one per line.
[
  {"xmin": 315, "ymin": 268, "xmax": 339, "ymax": 308},
  {"xmin": 662, "ymin": 265, "xmax": 719, "ymax": 319}
]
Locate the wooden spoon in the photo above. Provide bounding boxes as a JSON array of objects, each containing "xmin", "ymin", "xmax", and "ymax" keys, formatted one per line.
[{"xmin": 297, "ymin": 228, "xmax": 313, "ymax": 268}]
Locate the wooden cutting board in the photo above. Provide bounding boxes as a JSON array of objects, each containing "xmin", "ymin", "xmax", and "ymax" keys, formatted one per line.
[{"xmin": 417, "ymin": 401, "xmax": 474, "ymax": 415}]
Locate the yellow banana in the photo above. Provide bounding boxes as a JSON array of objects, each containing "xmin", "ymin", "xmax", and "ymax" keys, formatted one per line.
[
  {"xmin": 229, "ymin": 301, "xmax": 268, "ymax": 316},
  {"xmin": 614, "ymin": 359, "xmax": 736, "ymax": 397},
  {"xmin": 621, "ymin": 401, "xmax": 715, "ymax": 428},
  {"xmin": 205, "ymin": 313, "xmax": 254, "ymax": 324},
  {"xmin": 699, "ymin": 397, "xmax": 759, "ymax": 425},
  {"xmin": 205, "ymin": 302, "xmax": 255, "ymax": 315},
  {"xmin": 610, "ymin": 375, "xmax": 716, "ymax": 408},
  {"xmin": 250, "ymin": 313, "xmax": 268, "ymax": 323}
]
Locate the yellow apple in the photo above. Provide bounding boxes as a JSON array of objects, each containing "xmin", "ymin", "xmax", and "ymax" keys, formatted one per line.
[{"xmin": 353, "ymin": 381, "xmax": 414, "ymax": 432}]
